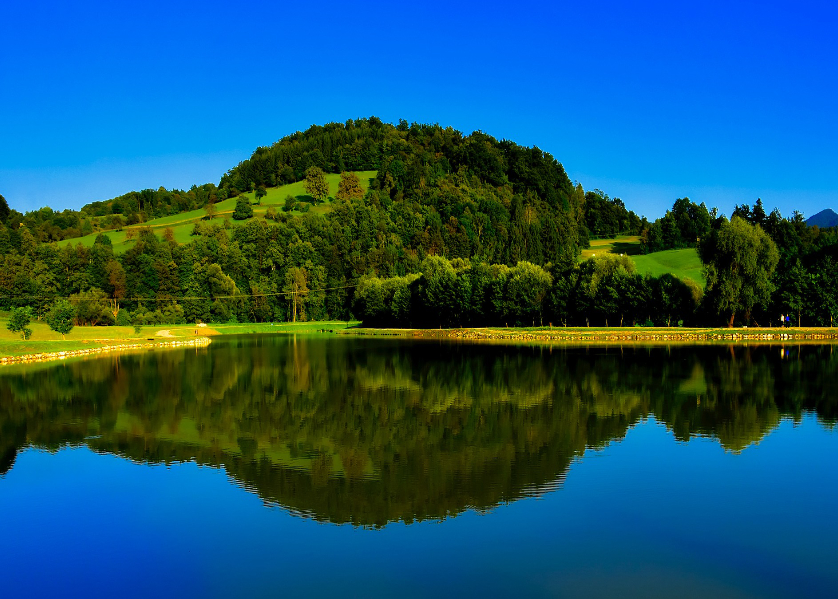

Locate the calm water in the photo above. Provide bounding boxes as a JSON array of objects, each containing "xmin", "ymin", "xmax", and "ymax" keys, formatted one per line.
[{"xmin": 1, "ymin": 335, "xmax": 836, "ymax": 598}]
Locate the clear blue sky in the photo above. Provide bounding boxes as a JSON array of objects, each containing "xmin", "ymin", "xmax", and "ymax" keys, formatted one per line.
[{"xmin": 2, "ymin": 0, "xmax": 836, "ymax": 220}]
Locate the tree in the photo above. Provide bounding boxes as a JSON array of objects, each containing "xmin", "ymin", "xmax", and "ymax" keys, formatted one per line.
[
  {"xmin": 304, "ymin": 167, "xmax": 329, "ymax": 205},
  {"xmin": 204, "ymin": 201, "xmax": 217, "ymax": 220},
  {"xmin": 284, "ymin": 267, "xmax": 309, "ymax": 322},
  {"xmin": 7, "ymin": 306, "xmax": 32, "ymax": 340},
  {"xmin": 70, "ymin": 288, "xmax": 114, "ymax": 326},
  {"xmin": 232, "ymin": 196, "xmax": 254, "ymax": 220},
  {"xmin": 336, "ymin": 172, "xmax": 364, "ymax": 201},
  {"xmin": 0, "ymin": 193, "xmax": 10, "ymax": 224},
  {"xmin": 254, "ymin": 185, "xmax": 267, "ymax": 205},
  {"xmin": 46, "ymin": 300, "xmax": 75, "ymax": 339},
  {"xmin": 779, "ymin": 258, "xmax": 810, "ymax": 327},
  {"xmin": 699, "ymin": 216, "xmax": 779, "ymax": 326},
  {"xmin": 506, "ymin": 261, "xmax": 552, "ymax": 326}
]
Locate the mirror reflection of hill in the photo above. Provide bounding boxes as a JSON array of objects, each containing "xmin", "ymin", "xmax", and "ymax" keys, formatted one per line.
[{"xmin": 0, "ymin": 337, "xmax": 835, "ymax": 526}]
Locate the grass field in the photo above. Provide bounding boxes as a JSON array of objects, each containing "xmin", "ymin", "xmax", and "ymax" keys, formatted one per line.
[
  {"xmin": 632, "ymin": 249, "xmax": 705, "ymax": 286},
  {"xmin": 581, "ymin": 236, "xmax": 705, "ymax": 286},
  {"xmin": 56, "ymin": 171, "xmax": 376, "ymax": 253},
  {"xmin": 0, "ymin": 315, "xmax": 359, "ymax": 358},
  {"xmin": 580, "ymin": 236, "xmax": 642, "ymax": 258}
]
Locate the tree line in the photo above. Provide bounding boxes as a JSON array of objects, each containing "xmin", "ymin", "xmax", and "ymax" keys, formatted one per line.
[{"xmin": 1, "ymin": 118, "xmax": 837, "ymax": 330}]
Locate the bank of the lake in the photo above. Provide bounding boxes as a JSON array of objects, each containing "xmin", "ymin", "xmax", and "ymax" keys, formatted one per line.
[
  {"xmin": 340, "ymin": 325, "xmax": 838, "ymax": 345},
  {"xmin": 4, "ymin": 319, "xmax": 838, "ymax": 365},
  {"xmin": 0, "ymin": 320, "xmax": 358, "ymax": 364}
]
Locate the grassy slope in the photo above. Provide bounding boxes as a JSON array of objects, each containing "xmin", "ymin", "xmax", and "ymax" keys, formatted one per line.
[
  {"xmin": 632, "ymin": 249, "xmax": 705, "ymax": 286},
  {"xmin": 56, "ymin": 171, "xmax": 376, "ymax": 254},
  {"xmin": 581, "ymin": 236, "xmax": 704, "ymax": 286},
  {"xmin": 0, "ymin": 314, "xmax": 359, "ymax": 357}
]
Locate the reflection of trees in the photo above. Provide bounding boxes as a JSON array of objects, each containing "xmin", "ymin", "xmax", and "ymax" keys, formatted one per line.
[{"xmin": 0, "ymin": 339, "xmax": 835, "ymax": 525}]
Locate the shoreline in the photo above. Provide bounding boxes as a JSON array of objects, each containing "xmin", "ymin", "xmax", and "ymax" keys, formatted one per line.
[
  {"xmin": 3, "ymin": 324, "xmax": 837, "ymax": 366},
  {"xmin": 339, "ymin": 326, "xmax": 838, "ymax": 345},
  {"xmin": 0, "ymin": 336, "xmax": 212, "ymax": 366}
]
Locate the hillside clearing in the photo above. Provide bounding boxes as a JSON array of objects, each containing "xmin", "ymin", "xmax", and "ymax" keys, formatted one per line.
[{"xmin": 56, "ymin": 171, "xmax": 376, "ymax": 253}]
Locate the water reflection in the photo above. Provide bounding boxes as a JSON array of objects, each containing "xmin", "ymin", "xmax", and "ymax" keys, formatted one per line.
[{"xmin": 1, "ymin": 337, "xmax": 835, "ymax": 526}]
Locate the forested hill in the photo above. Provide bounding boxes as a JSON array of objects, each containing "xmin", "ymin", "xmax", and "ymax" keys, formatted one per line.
[
  {"xmin": 7, "ymin": 118, "xmax": 589, "ymax": 266},
  {"xmin": 218, "ymin": 117, "xmax": 586, "ymax": 266},
  {"xmin": 4, "ymin": 118, "xmax": 836, "ymax": 329},
  {"xmin": 0, "ymin": 118, "xmax": 603, "ymax": 327}
]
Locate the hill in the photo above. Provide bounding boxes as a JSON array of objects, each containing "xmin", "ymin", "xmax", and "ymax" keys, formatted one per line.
[
  {"xmin": 4, "ymin": 118, "xmax": 836, "ymax": 329},
  {"xmin": 806, "ymin": 209, "xmax": 838, "ymax": 228}
]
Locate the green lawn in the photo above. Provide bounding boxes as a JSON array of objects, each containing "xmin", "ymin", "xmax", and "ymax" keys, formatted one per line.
[
  {"xmin": 0, "ymin": 314, "xmax": 359, "ymax": 358},
  {"xmin": 632, "ymin": 248, "xmax": 705, "ymax": 286},
  {"xmin": 580, "ymin": 235, "xmax": 642, "ymax": 258},
  {"xmin": 580, "ymin": 236, "xmax": 704, "ymax": 286},
  {"xmin": 56, "ymin": 171, "xmax": 376, "ymax": 253}
]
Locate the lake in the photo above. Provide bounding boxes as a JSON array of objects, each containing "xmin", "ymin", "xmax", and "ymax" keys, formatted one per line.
[{"xmin": 1, "ymin": 335, "xmax": 836, "ymax": 598}]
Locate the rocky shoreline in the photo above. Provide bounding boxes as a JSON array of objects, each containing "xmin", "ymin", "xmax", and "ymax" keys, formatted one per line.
[
  {"xmin": 347, "ymin": 327, "xmax": 838, "ymax": 344},
  {"xmin": 0, "ymin": 337, "xmax": 212, "ymax": 365}
]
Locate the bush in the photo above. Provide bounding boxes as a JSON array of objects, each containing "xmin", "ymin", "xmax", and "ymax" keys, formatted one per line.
[
  {"xmin": 232, "ymin": 196, "xmax": 254, "ymax": 220},
  {"xmin": 116, "ymin": 310, "xmax": 131, "ymax": 326}
]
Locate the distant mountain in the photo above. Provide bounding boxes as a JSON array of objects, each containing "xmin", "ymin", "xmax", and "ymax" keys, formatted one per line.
[{"xmin": 806, "ymin": 209, "xmax": 838, "ymax": 228}]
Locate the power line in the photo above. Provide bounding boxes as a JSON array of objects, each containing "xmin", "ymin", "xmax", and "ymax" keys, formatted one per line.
[{"xmin": 0, "ymin": 283, "xmax": 358, "ymax": 303}]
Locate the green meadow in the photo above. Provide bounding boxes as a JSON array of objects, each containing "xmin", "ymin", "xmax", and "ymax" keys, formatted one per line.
[
  {"xmin": 581, "ymin": 235, "xmax": 705, "ymax": 286},
  {"xmin": 0, "ymin": 313, "xmax": 359, "ymax": 358},
  {"xmin": 56, "ymin": 171, "xmax": 377, "ymax": 254}
]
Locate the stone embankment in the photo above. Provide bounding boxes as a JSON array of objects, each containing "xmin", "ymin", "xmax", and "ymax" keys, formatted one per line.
[
  {"xmin": 0, "ymin": 337, "xmax": 212, "ymax": 366},
  {"xmin": 382, "ymin": 328, "xmax": 838, "ymax": 344}
]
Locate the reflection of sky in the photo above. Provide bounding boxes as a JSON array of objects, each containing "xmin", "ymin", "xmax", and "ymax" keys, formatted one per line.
[{"xmin": 1, "ymin": 416, "xmax": 835, "ymax": 598}]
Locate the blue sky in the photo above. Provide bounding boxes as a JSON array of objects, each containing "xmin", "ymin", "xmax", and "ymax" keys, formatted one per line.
[{"xmin": 1, "ymin": 0, "xmax": 836, "ymax": 220}]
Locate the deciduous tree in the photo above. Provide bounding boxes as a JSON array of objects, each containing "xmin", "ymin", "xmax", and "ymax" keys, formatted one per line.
[
  {"xmin": 46, "ymin": 300, "xmax": 75, "ymax": 339},
  {"xmin": 336, "ymin": 172, "xmax": 364, "ymax": 201},
  {"xmin": 232, "ymin": 196, "xmax": 254, "ymax": 220},
  {"xmin": 699, "ymin": 216, "xmax": 779, "ymax": 326},
  {"xmin": 304, "ymin": 167, "xmax": 329, "ymax": 205},
  {"xmin": 7, "ymin": 306, "xmax": 32, "ymax": 340}
]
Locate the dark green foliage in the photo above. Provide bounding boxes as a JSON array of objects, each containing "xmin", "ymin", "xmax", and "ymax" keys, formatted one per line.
[
  {"xmin": 232, "ymin": 196, "xmax": 254, "ymax": 220},
  {"xmin": 11, "ymin": 184, "xmax": 223, "ymax": 242},
  {"xmin": 699, "ymin": 216, "xmax": 779, "ymax": 326},
  {"xmin": 641, "ymin": 198, "xmax": 712, "ymax": 253},
  {"xmin": 254, "ymin": 185, "xmax": 267, "ymax": 205},
  {"xmin": 7, "ymin": 307, "xmax": 33, "ymax": 340},
  {"xmin": 46, "ymin": 300, "xmax": 75, "ymax": 338},
  {"xmin": 583, "ymin": 191, "xmax": 642, "ymax": 238},
  {"xmin": 4, "ymin": 118, "xmax": 838, "ymax": 329},
  {"xmin": 0, "ymin": 193, "xmax": 10, "ymax": 224},
  {"xmin": 70, "ymin": 288, "xmax": 114, "ymax": 326},
  {"xmin": 116, "ymin": 309, "xmax": 132, "ymax": 326}
]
